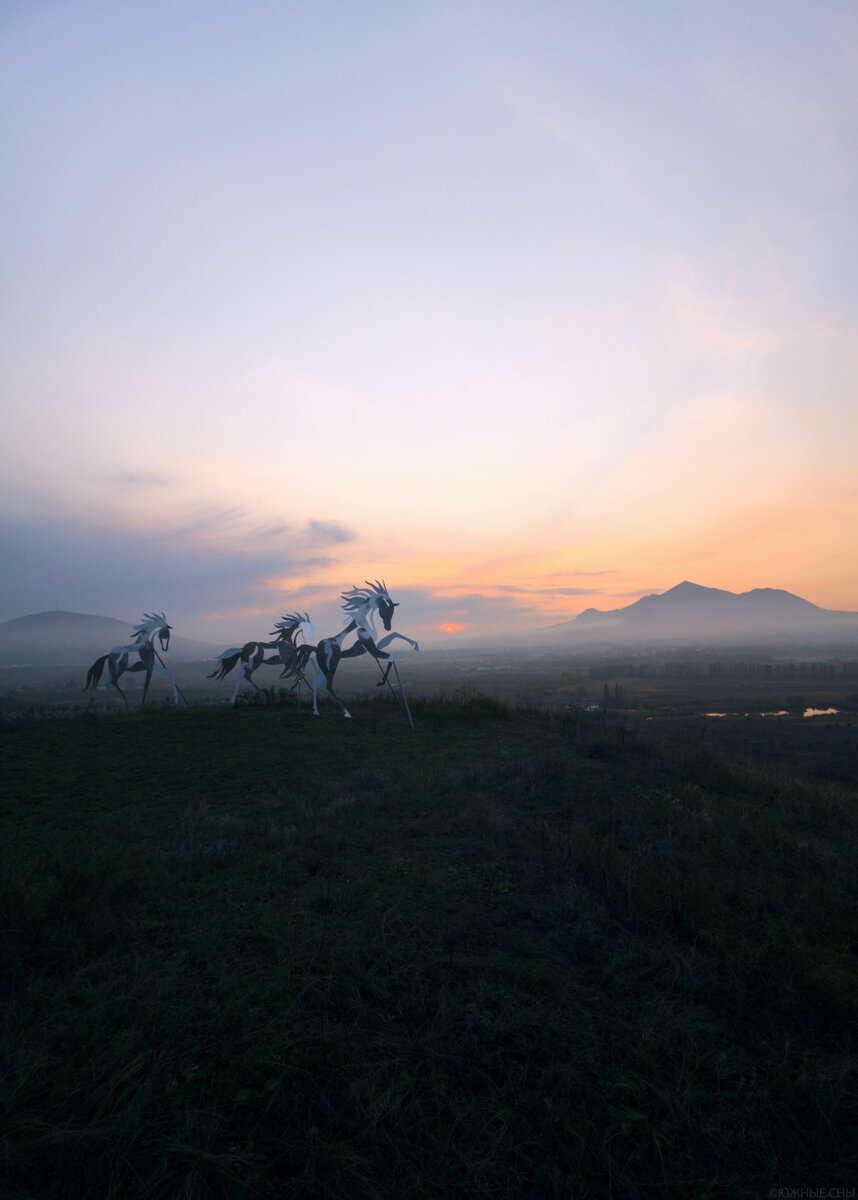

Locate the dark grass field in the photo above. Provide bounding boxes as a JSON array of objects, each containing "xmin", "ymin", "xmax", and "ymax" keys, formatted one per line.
[{"xmin": 1, "ymin": 694, "xmax": 857, "ymax": 1198}]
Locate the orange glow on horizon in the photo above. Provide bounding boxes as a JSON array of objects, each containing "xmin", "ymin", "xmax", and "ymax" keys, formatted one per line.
[{"xmin": 441, "ymin": 623, "xmax": 464, "ymax": 633}]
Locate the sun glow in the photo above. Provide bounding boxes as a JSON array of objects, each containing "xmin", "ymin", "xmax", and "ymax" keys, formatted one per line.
[{"xmin": 441, "ymin": 624, "xmax": 464, "ymax": 633}]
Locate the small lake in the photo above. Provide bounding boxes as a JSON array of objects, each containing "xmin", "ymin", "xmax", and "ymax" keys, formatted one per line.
[{"xmin": 705, "ymin": 708, "xmax": 840, "ymax": 718}]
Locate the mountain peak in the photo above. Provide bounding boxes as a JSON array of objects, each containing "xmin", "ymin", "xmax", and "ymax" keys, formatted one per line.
[
  {"xmin": 553, "ymin": 581, "xmax": 858, "ymax": 645},
  {"xmin": 661, "ymin": 581, "xmax": 729, "ymax": 599}
]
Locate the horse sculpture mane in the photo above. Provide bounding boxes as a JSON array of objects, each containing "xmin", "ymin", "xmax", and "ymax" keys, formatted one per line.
[
  {"xmin": 132, "ymin": 612, "xmax": 170, "ymax": 643},
  {"xmin": 271, "ymin": 612, "xmax": 312, "ymax": 641},
  {"xmin": 340, "ymin": 580, "xmax": 395, "ymax": 614}
]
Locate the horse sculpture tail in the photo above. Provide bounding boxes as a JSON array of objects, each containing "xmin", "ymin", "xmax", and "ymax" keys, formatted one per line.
[
  {"xmin": 208, "ymin": 650, "xmax": 242, "ymax": 681},
  {"xmin": 83, "ymin": 655, "xmax": 109, "ymax": 692}
]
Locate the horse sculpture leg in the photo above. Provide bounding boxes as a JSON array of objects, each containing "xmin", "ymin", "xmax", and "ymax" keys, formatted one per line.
[
  {"xmin": 310, "ymin": 665, "xmax": 324, "ymax": 715},
  {"xmin": 344, "ymin": 635, "xmax": 416, "ymax": 728},
  {"xmin": 244, "ymin": 668, "xmax": 269, "ymax": 704},
  {"xmin": 307, "ymin": 664, "xmax": 351, "ymax": 718},
  {"xmin": 141, "ymin": 663, "xmax": 154, "ymax": 707},
  {"xmin": 276, "ymin": 656, "xmax": 309, "ymax": 706},
  {"xmin": 106, "ymin": 659, "xmax": 129, "ymax": 712},
  {"xmin": 153, "ymin": 662, "xmax": 180, "ymax": 705},
  {"xmin": 230, "ymin": 669, "xmax": 245, "ymax": 706},
  {"xmin": 375, "ymin": 632, "xmax": 419, "ymax": 654},
  {"xmin": 323, "ymin": 667, "xmax": 351, "ymax": 718},
  {"xmin": 307, "ymin": 645, "xmax": 351, "ymax": 718}
]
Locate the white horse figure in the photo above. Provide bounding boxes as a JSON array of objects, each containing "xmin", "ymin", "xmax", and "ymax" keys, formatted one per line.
[
  {"xmin": 281, "ymin": 581, "xmax": 418, "ymax": 724},
  {"xmin": 209, "ymin": 613, "xmax": 315, "ymax": 705},
  {"xmin": 83, "ymin": 612, "xmax": 179, "ymax": 711}
]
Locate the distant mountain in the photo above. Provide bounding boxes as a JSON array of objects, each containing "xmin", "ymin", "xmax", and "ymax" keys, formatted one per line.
[
  {"xmin": 0, "ymin": 611, "xmax": 224, "ymax": 667},
  {"xmin": 541, "ymin": 582, "xmax": 858, "ymax": 646}
]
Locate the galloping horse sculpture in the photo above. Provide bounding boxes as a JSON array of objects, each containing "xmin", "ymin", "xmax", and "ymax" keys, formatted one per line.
[
  {"xmin": 83, "ymin": 612, "xmax": 179, "ymax": 711},
  {"xmin": 209, "ymin": 613, "xmax": 315, "ymax": 705},
  {"xmin": 280, "ymin": 580, "xmax": 418, "ymax": 725}
]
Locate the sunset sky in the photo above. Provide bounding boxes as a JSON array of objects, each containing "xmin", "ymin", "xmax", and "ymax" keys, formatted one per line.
[{"xmin": 2, "ymin": 1, "xmax": 856, "ymax": 646}]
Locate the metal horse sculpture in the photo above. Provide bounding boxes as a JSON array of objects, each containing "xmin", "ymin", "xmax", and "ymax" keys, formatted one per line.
[
  {"xmin": 281, "ymin": 581, "xmax": 419, "ymax": 725},
  {"xmin": 83, "ymin": 612, "xmax": 179, "ymax": 711},
  {"xmin": 209, "ymin": 613, "xmax": 315, "ymax": 705}
]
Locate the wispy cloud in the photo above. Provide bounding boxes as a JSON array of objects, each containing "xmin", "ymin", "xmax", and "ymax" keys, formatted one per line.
[
  {"xmin": 301, "ymin": 519, "xmax": 355, "ymax": 547},
  {"xmin": 549, "ymin": 570, "xmax": 615, "ymax": 578},
  {"xmin": 104, "ymin": 472, "xmax": 173, "ymax": 487},
  {"xmin": 249, "ymin": 522, "xmax": 292, "ymax": 541},
  {"xmin": 239, "ymin": 518, "xmax": 356, "ymax": 547},
  {"xmin": 492, "ymin": 584, "xmax": 604, "ymax": 597},
  {"xmin": 156, "ymin": 506, "xmax": 249, "ymax": 542}
]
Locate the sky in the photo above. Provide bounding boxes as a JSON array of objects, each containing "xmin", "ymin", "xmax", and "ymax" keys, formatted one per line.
[{"xmin": 2, "ymin": 0, "xmax": 857, "ymax": 647}]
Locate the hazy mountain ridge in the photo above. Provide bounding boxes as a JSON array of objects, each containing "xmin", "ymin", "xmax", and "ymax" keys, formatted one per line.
[
  {"xmin": 544, "ymin": 581, "xmax": 858, "ymax": 645},
  {"xmin": 0, "ymin": 611, "xmax": 224, "ymax": 667},
  {"xmin": 3, "ymin": 585, "xmax": 858, "ymax": 665}
]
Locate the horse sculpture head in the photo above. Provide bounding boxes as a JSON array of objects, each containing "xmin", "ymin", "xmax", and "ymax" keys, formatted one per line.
[
  {"xmin": 272, "ymin": 612, "xmax": 314, "ymax": 644},
  {"xmin": 133, "ymin": 612, "xmax": 172, "ymax": 651},
  {"xmin": 341, "ymin": 580, "xmax": 398, "ymax": 631},
  {"xmin": 376, "ymin": 590, "xmax": 398, "ymax": 632}
]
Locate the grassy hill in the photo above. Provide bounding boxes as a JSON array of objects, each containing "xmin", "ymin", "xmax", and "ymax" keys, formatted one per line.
[{"xmin": 1, "ymin": 696, "xmax": 856, "ymax": 1198}]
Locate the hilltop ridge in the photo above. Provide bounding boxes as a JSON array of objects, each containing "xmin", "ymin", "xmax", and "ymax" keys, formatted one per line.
[{"xmin": 541, "ymin": 581, "xmax": 858, "ymax": 647}]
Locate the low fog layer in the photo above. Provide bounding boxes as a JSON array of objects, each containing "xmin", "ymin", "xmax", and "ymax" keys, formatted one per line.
[{"xmin": 4, "ymin": 581, "xmax": 858, "ymax": 669}]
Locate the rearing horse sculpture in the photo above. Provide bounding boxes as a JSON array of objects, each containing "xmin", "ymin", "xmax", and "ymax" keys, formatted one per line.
[{"xmin": 280, "ymin": 580, "xmax": 418, "ymax": 725}]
